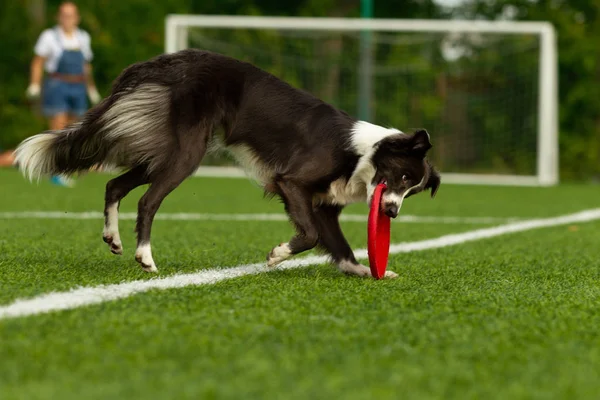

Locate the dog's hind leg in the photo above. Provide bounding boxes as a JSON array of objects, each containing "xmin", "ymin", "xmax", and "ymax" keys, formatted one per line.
[
  {"xmin": 134, "ymin": 138, "xmax": 208, "ymax": 272},
  {"xmin": 267, "ymin": 181, "xmax": 319, "ymax": 267},
  {"xmin": 314, "ymin": 204, "xmax": 397, "ymax": 279},
  {"xmin": 103, "ymin": 165, "xmax": 149, "ymax": 255}
]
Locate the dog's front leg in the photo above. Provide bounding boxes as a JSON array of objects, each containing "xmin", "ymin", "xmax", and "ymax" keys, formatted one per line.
[
  {"xmin": 314, "ymin": 204, "xmax": 398, "ymax": 279},
  {"xmin": 267, "ymin": 181, "xmax": 319, "ymax": 267}
]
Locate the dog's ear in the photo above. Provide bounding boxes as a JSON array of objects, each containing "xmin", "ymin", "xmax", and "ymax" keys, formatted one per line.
[
  {"xmin": 376, "ymin": 130, "xmax": 432, "ymax": 158},
  {"xmin": 411, "ymin": 129, "xmax": 432, "ymax": 157},
  {"xmin": 425, "ymin": 163, "xmax": 441, "ymax": 198}
]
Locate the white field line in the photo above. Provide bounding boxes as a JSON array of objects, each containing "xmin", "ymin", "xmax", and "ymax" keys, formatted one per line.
[
  {"xmin": 1, "ymin": 208, "xmax": 599, "ymax": 321},
  {"xmin": 0, "ymin": 211, "xmax": 518, "ymax": 225}
]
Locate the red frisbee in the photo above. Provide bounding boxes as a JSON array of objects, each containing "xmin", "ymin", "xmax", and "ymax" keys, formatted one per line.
[{"xmin": 368, "ymin": 182, "xmax": 391, "ymax": 279}]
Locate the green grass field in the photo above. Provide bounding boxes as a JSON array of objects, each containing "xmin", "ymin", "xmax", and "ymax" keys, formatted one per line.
[{"xmin": 1, "ymin": 168, "xmax": 600, "ymax": 400}]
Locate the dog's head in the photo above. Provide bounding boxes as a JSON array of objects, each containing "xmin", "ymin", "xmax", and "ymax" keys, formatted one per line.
[{"xmin": 370, "ymin": 129, "xmax": 441, "ymax": 218}]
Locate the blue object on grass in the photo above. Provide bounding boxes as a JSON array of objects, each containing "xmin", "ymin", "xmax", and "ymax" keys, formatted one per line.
[{"xmin": 50, "ymin": 175, "xmax": 74, "ymax": 187}]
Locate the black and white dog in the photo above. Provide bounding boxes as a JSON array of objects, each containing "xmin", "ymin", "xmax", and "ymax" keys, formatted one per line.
[{"xmin": 15, "ymin": 49, "xmax": 440, "ymax": 278}]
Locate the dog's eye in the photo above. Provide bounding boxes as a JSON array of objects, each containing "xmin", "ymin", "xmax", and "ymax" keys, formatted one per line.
[{"xmin": 402, "ymin": 175, "xmax": 409, "ymax": 183}]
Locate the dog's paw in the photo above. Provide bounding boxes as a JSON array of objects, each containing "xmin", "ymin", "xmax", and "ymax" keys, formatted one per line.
[
  {"xmin": 135, "ymin": 256, "xmax": 158, "ymax": 273},
  {"xmin": 337, "ymin": 261, "xmax": 372, "ymax": 278},
  {"xmin": 267, "ymin": 243, "xmax": 291, "ymax": 267},
  {"xmin": 338, "ymin": 261, "xmax": 399, "ymax": 279},
  {"xmin": 141, "ymin": 263, "xmax": 158, "ymax": 273},
  {"xmin": 135, "ymin": 244, "xmax": 158, "ymax": 273},
  {"xmin": 383, "ymin": 270, "xmax": 399, "ymax": 279},
  {"xmin": 102, "ymin": 233, "xmax": 123, "ymax": 255}
]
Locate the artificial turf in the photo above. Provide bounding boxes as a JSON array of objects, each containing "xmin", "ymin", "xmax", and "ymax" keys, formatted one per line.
[{"xmin": 1, "ymin": 168, "xmax": 599, "ymax": 399}]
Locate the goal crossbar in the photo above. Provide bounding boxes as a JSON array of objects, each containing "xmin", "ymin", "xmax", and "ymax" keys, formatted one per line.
[{"xmin": 165, "ymin": 15, "xmax": 559, "ymax": 186}]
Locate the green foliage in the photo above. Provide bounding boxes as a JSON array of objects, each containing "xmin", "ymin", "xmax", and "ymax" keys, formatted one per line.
[
  {"xmin": 0, "ymin": 1, "xmax": 47, "ymax": 149},
  {"xmin": 456, "ymin": 0, "xmax": 600, "ymax": 179},
  {"xmin": 0, "ymin": 0, "xmax": 597, "ymax": 180}
]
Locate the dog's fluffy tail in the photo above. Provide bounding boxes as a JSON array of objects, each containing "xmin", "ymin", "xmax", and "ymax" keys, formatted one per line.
[
  {"xmin": 15, "ymin": 83, "xmax": 175, "ymax": 181},
  {"xmin": 14, "ymin": 119, "xmax": 109, "ymax": 181}
]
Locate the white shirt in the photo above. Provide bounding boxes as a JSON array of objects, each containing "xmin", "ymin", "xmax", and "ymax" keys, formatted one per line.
[{"xmin": 34, "ymin": 27, "xmax": 93, "ymax": 73}]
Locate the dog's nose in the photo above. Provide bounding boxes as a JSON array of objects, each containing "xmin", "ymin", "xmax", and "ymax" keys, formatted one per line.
[{"xmin": 384, "ymin": 204, "xmax": 399, "ymax": 219}]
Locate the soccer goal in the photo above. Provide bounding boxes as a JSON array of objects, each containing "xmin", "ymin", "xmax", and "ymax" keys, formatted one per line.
[{"xmin": 165, "ymin": 15, "xmax": 558, "ymax": 186}]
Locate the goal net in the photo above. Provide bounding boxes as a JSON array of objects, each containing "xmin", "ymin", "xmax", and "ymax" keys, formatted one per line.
[{"xmin": 165, "ymin": 16, "xmax": 558, "ymax": 186}]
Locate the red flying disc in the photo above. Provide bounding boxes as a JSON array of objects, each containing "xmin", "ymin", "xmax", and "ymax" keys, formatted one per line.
[{"xmin": 367, "ymin": 183, "xmax": 391, "ymax": 279}]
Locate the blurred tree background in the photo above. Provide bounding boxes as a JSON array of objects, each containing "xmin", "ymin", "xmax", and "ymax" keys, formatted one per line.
[{"xmin": 0, "ymin": 0, "xmax": 597, "ymax": 180}]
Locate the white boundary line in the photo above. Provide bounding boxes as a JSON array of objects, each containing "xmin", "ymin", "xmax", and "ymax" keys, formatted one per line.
[
  {"xmin": 1, "ymin": 208, "xmax": 599, "ymax": 321},
  {"xmin": 0, "ymin": 211, "xmax": 518, "ymax": 225}
]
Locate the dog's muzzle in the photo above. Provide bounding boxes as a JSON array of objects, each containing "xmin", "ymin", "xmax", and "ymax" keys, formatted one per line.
[
  {"xmin": 383, "ymin": 203, "xmax": 399, "ymax": 219},
  {"xmin": 380, "ymin": 191, "xmax": 403, "ymax": 219}
]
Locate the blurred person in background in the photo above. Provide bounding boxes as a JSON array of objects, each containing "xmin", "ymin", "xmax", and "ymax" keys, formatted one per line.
[{"xmin": 0, "ymin": 1, "xmax": 101, "ymax": 185}]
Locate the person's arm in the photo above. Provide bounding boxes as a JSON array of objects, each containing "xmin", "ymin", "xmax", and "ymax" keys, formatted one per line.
[
  {"xmin": 26, "ymin": 55, "xmax": 45, "ymax": 98},
  {"xmin": 84, "ymin": 62, "xmax": 100, "ymax": 104},
  {"xmin": 28, "ymin": 30, "xmax": 51, "ymax": 99}
]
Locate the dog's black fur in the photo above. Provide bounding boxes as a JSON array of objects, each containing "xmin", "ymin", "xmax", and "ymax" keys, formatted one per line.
[{"xmin": 16, "ymin": 49, "xmax": 440, "ymax": 277}]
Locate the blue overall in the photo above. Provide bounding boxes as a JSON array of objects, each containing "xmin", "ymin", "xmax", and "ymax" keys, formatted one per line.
[{"xmin": 42, "ymin": 31, "xmax": 88, "ymax": 117}]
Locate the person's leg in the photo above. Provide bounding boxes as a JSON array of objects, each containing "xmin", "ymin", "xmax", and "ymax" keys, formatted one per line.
[
  {"xmin": 70, "ymin": 82, "xmax": 89, "ymax": 118},
  {"xmin": 40, "ymin": 79, "xmax": 74, "ymax": 186},
  {"xmin": 49, "ymin": 113, "xmax": 69, "ymax": 130},
  {"xmin": 0, "ymin": 151, "xmax": 15, "ymax": 167},
  {"xmin": 47, "ymin": 112, "xmax": 75, "ymax": 186},
  {"xmin": 51, "ymin": 81, "xmax": 90, "ymax": 185},
  {"xmin": 66, "ymin": 115, "xmax": 79, "ymax": 126}
]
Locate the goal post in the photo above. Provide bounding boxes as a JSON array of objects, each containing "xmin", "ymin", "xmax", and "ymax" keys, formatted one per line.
[{"xmin": 165, "ymin": 15, "xmax": 559, "ymax": 186}]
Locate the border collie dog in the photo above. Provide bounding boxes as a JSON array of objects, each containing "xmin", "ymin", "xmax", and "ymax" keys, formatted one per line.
[{"xmin": 15, "ymin": 49, "xmax": 440, "ymax": 278}]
